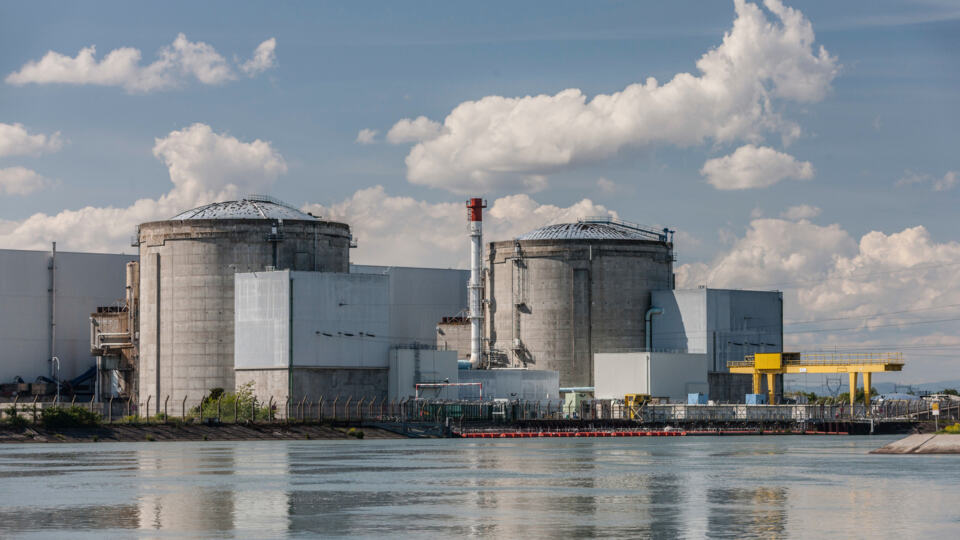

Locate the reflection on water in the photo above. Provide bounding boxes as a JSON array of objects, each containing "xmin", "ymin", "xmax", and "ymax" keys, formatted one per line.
[{"xmin": 0, "ymin": 437, "xmax": 956, "ymax": 538}]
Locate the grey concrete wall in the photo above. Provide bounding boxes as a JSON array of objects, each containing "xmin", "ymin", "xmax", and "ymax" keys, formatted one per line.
[
  {"xmin": 290, "ymin": 367, "xmax": 387, "ymax": 401},
  {"xmin": 0, "ymin": 248, "xmax": 137, "ymax": 383},
  {"xmin": 237, "ymin": 366, "xmax": 387, "ymax": 403},
  {"xmin": 352, "ymin": 265, "xmax": 468, "ymax": 346},
  {"xmin": 388, "ymin": 348, "xmax": 459, "ymax": 400},
  {"xmin": 651, "ymin": 288, "xmax": 783, "ymax": 372},
  {"xmin": 487, "ymin": 239, "xmax": 673, "ymax": 387},
  {"xmin": 436, "ymin": 320, "xmax": 471, "ymax": 359},
  {"xmin": 459, "ymin": 369, "xmax": 560, "ymax": 401},
  {"xmin": 138, "ymin": 218, "xmax": 350, "ymax": 411}
]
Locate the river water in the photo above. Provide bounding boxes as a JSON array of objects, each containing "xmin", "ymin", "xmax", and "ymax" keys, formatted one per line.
[{"xmin": 0, "ymin": 435, "xmax": 957, "ymax": 539}]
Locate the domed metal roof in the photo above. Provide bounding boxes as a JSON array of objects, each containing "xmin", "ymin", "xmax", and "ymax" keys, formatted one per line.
[
  {"xmin": 516, "ymin": 218, "xmax": 672, "ymax": 243},
  {"xmin": 170, "ymin": 195, "xmax": 316, "ymax": 221}
]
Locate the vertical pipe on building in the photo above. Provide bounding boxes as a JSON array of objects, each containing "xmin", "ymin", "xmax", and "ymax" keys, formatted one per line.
[
  {"xmin": 49, "ymin": 242, "xmax": 56, "ymax": 378},
  {"xmin": 155, "ymin": 253, "xmax": 161, "ymax": 415},
  {"xmin": 645, "ymin": 307, "xmax": 662, "ymax": 351},
  {"xmin": 467, "ymin": 198, "xmax": 486, "ymax": 368}
]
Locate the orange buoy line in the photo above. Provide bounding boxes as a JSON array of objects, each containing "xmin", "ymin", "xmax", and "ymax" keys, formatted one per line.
[{"xmin": 457, "ymin": 431, "xmax": 687, "ymax": 438}]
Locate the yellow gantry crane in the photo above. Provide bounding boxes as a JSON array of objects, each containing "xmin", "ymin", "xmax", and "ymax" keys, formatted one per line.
[{"xmin": 728, "ymin": 352, "xmax": 905, "ymax": 408}]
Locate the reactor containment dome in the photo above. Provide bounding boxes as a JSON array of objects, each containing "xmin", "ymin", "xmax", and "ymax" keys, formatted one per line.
[
  {"xmin": 136, "ymin": 196, "xmax": 352, "ymax": 413},
  {"xmin": 486, "ymin": 217, "xmax": 674, "ymax": 388}
]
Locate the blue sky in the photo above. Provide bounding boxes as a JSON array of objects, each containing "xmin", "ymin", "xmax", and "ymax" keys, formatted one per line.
[{"xmin": 1, "ymin": 1, "xmax": 959, "ymax": 381}]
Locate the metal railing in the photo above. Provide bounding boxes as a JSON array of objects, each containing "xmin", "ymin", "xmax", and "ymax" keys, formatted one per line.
[{"xmin": 3, "ymin": 395, "xmax": 955, "ymax": 426}]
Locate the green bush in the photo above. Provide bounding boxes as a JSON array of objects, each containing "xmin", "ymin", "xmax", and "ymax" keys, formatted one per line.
[
  {"xmin": 191, "ymin": 382, "xmax": 271, "ymax": 422},
  {"xmin": 3, "ymin": 406, "xmax": 28, "ymax": 429},
  {"xmin": 942, "ymin": 423, "xmax": 960, "ymax": 434},
  {"xmin": 145, "ymin": 433, "xmax": 156, "ymax": 442},
  {"xmin": 40, "ymin": 406, "xmax": 101, "ymax": 428}
]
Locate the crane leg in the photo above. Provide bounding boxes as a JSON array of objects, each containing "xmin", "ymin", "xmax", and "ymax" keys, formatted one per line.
[
  {"xmin": 766, "ymin": 373, "xmax": 776, "ymax": 405},
  {"xmin": 849, "ymin": 372, "xmax": 858, "ymax": 411},
  {"xmin": 863, "ymin": 372, "xmax": 872, "ymax": 413}
]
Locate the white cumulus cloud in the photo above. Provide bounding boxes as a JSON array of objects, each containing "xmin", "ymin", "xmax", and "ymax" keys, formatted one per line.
[
  {"xmin": 391, "ymin": 0, "xmax": 837, "ymax": 193},
  {"xmin": 240, "ymin": 38, "xmax": 277, "ymax": 76},
  {"xmin": 0, "ymin": 167, "xmax": 51, "ymax": 196},
  {"xmin": 355, "ymin": 128, "xmax": 378, "ymax": 144},
  {"xmin": 0, "ymin": 122, "xmax": 62, "ymax": 157},
  {"xmin": 304, "ymin": 187, "xmax": 614, "ymax": 267},
  {"xmin": 386, "ymin": 116, "xmax": 443, "ymax": 144},
  {"xmin": 701, "ymin": 144, "xmax": 814, "ymax": 190},
  {"xmin": 0, "ymin": 124, "xmax": 286, "ymax": 252},
  {"xmin": 896, "ymin": 170, "xmax": 958, "ymax": 191},
  {"xmin": 6, "ymin": 34, "xmax": 277, "ymax": 93},
  {"xmin": 780, "ymin": 204, "xmax": 821, "ymax": 220},
  {"xmin": 676, "ymin": 217, "xmax": 960, "ymax": 380}
]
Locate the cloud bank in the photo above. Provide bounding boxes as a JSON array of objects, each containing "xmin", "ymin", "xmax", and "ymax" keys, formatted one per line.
[
  {"xmin": 0, "ymin": 122, "xmax": 62, "ymax": 157},
  {"xmin": 387, "ymin": 0, "xmax": 837, "ymax": 193},
  {"xmin": 304, "ymin": 187, "xmax": 614, "ymax": 267},
  {"xmin": 701, "ymin": 144, "xmax": 814, "ymax": 190},
  {"xmin": 6, "ymin": 34, "xmax": 277, "ymax": 93},
  {"xmin": 0, "ymin": 124, "xmax": 285, "ymax": 251}
]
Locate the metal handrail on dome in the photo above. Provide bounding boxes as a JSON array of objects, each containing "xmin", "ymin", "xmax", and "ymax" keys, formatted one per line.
[{"xmin": 578, "ymin": 216, "xmax": 674, "ymax": 243}]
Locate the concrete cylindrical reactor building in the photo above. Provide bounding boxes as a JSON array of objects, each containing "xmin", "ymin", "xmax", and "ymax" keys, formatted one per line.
[
  {"xmin": 486, "ymin": 218, "xmax": 674, "ymax": 388},
  {"xmin": 137, "ymin": 196, "xmax": 351, "ymax": 412}
]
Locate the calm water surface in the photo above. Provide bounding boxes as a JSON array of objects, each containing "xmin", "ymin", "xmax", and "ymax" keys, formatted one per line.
[{"xmin": 0, "ymin": 436, "xmax": 957, "ymax": 539}]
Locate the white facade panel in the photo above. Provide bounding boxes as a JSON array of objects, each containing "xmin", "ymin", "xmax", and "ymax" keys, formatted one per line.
[
  {"xmin": 458, "ymin": 369, "xmax": 560, "ymax": 401},
  {"xmin": 0, "ymin": 248, "xmax": 137, "ymax": 383},
  {"xmin": 351, "ymin": 265, "xmax": 467, "ymax": 346},
  {"xmin": 235, "ymin": 272, "xmax": 289, "ymax": 370},
  {"xmin": 594, "ymin": 352, "xmax": 709, "ymax": 402},
  {"xmin": 234, "ymin": 271, "xmax": 390, "ymax": 370}
]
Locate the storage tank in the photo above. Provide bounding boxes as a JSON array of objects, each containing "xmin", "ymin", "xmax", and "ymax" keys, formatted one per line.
[
  {"xmin": 486, "ymin": 218, "xmax": 674, "ymax": 388},
  {"xmin": 136, "ymin": 196, "xmax": 351, "ymax": 412}
]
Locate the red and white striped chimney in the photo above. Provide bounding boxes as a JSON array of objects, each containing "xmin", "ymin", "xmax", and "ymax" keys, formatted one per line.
[{"xmin": 467, "ymin": 198, "xmax": 486, "ymax": 368}]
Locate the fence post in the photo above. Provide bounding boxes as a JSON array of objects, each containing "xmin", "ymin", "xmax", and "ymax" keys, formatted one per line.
[
  {"xmin": 332, "ymin": 395, "xmax": 340, "ymax": 421},
  {"xmin": 71, "ymin": 395, "xmax": 77, "ymax": 406},
  {"xmin": 217, "ymin": 395, "xmax": 223, "ymax": 423},
  {"xmin": 182, "ymin": 395, "xmax": 188, "ymax": 421},
  {"xmin": 251, "ymin": 397, "xmax": 256, "ymax": 423},
  {"xmin": 126, "ymin": 397, "xmax": 132, "ymax": 419},
  {"xmin": 318, "ymin": 395, "xmax": 324, "ymax": 422},
  {"xmin": 357, "ymin": 397, "xmax": 365, "ymax": 423},
  {"xmin": 345, "ymin": 397, "xmax": 352, "ymax": 423},
  {"xmin": 164, "ymin": 395, "xmax": 169, "ymax": 421},
  {"xmin": 234, "ymin": 394, "xmax": 240, "ymax": 423},
  {"xmin": 88, "ymin": 394, "xmax": 93, "ymax": 413},
  {"xmin": 145, "ymin": 396, "xmax": 151, "ymax": 422},
  {"xmin": 32, "ymin": 395, "xmax": 39, "ymax": 424},
  {"xmin": 108, "ymin": 396, "xmax": 114, "ymax": 423},
  {"xmin": 198, "ymin": 393, "xmax": 206, "ymax": 423},
  {"xmin": 285, "ymin": 396, "xmax": 291, "ymax": 423},
  {"xmin": 268, "ymin": 397, "xmax": 274, "ymax": 422},
  {"xmin": 298, "ymin": 396, "xmax": 307, "ymax": 421}
]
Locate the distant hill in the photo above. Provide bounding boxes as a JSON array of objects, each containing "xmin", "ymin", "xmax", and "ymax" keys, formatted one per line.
[{"xmin": 784, "ymin": 377, "xmax": 960, "ymax": 396}]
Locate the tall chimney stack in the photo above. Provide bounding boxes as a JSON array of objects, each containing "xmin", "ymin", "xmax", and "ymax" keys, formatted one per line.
[{"xmin": 467, "ymin": 198, "xmax": 486, "ymax": 368}]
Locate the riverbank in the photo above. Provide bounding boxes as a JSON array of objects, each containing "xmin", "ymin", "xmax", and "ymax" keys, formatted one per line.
[
  {"xmin": 871, "ymin": 433, "xmax": 960, "ymax": 454},
  {"xmin": 0, "ymin": 423, "xmax": 405, "ymax": 443}
]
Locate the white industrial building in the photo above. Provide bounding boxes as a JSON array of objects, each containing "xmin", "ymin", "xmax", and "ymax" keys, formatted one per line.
[
  {"xmin": 593, "ymin": 352, "xmax": 709, "ymax": 402},
  {"xmin": 0, "ymin": 247, "xmax": 138, "ymax": 393},
  {"xmin": 650, "ymin": 288, "xmax": 782, "ymax": 372},
  {"xmin": 235, "ymin": 268, "xmax": 464, "ymax": 403}
]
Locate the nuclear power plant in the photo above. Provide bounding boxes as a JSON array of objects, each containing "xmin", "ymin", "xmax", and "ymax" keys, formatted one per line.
[{"xmin": 0, "ymin": 193, "xmax": 787, "ymax": 407}]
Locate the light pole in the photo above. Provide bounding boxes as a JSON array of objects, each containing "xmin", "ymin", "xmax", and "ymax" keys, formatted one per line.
[{"xmin": 51, "ymin": 356, "xmax": 60, "ymax": 403}]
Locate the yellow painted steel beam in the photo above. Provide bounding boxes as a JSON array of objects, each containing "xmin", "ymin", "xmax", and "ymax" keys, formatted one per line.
[{"xmin": 729, "ymin": 364, "xmax": 902, "ymax": 375}]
